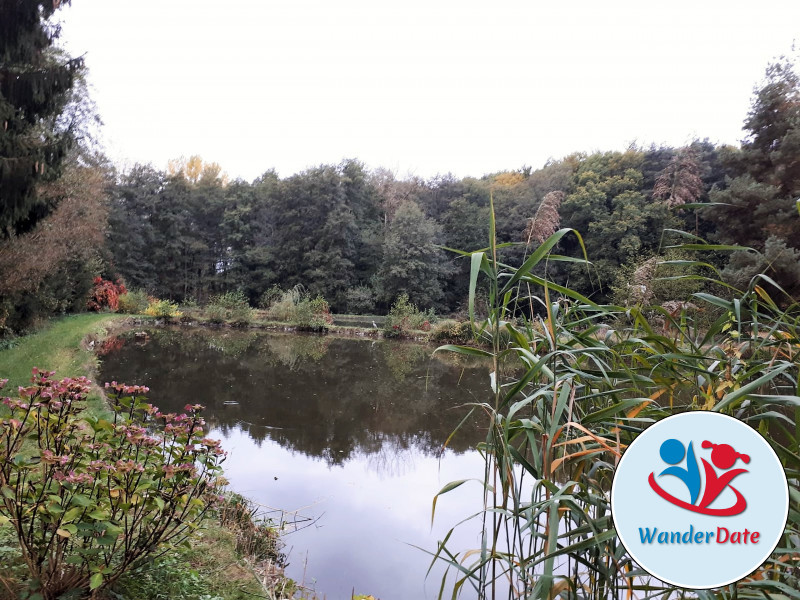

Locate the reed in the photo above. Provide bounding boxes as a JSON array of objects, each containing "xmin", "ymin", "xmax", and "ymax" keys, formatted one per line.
[{"xmin": 431, "ymin": 197, "xmax": 799, "ymax": 599}]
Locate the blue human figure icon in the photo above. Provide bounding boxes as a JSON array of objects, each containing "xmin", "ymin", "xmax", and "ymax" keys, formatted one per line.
[{"xmin": 658, "ymin": 438, "xmax": 701, "ymax": 505}]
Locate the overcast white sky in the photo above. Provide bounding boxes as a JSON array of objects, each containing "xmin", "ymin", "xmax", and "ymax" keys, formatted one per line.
[{"xmin": 59, "ymin": 0, "xmax": 800, "ymax": 182}]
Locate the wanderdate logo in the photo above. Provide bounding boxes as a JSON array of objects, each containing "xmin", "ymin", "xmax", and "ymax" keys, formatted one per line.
[
  {"xmin": 611, "ymin": 412, "xmax": 788, "ymax": 589},
  {"xmin": 648, "ymin": 438, "xmax": 750, "ymax": 516}
]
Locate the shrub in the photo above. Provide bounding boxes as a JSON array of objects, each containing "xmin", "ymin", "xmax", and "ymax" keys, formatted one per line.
[
  {"xmin": 87, "ymin": 277, "xmax": 127, "ymax": 312},
  {"xmin": 383, "ymin": 293, "xmax": 435, "ymax": 338},
  {"xmin": 292, "ymin": 295, "xmax": 333, "ymax": 331},
  {"xmin": 264, "ymin": 285, "xmax": 305, "ymax": 322},
  {"xmin": 261, "ymin": 286, "xmax": 332, "ymax": 330},
  {"xmin": 206, "ymin": 291, "xmax": 252, "ymax": 325},
  {"xmin": 144, "ymin": 298, "xmax": 181, "ymax": 319},
  {"xmin": 228, "ymin": 304, "xmax": 253, "ymax": 327},
  {"xmin": 180, "ymin": 296, "xmax": 199, "ymax": 310},
  {"xmin": 0, "ymin": 370, "xmax": 226, "ymax": 598},
  {"xmin": 258, "ymin": 285, "xmax": 284, "ymax": 310},
  {"xmin": 205, "ymin": 304, "xmax": 226, "ymax": 324},
  {"xmin": 117, "ymin": 289, "xmax": 150, "ymax": 314},
  {"xmin": 210, "ymin": 291, "xmax": 248, "ymax": 311},
  {"xmin": 430, "ymin": 319, "xmax": 473, "ymax": 345}
]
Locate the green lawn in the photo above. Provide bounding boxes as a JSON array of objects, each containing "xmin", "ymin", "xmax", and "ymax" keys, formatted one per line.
[{"xmin": 0, "ymin": 313, "xmax": 126, "ymax": 394}]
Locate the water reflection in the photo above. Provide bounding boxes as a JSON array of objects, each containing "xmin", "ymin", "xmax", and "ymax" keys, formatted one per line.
[
  {"xmin": 99, "ymin": 328, "xmax": 491, "ymax": 599},
  {"xmin": 101, "ymin": 329, "xmax": 488, "ymax": 467}
]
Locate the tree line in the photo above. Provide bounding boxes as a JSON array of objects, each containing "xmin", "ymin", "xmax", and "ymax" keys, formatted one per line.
[
  {"xmin": 105, "ymin": 81, "xmax": 800, "ymax": 315},
  {"xmin": 1, "ymin": 1, "xmax": 798, "ymax": 333}
]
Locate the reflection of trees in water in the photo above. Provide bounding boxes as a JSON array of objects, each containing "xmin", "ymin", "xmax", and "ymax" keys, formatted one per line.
[
  {"xmin": 361, "ymin": 434, "xmax": 419, "ymax": 478},
  {"xmin": 264, "ymin": 334, "xmax": 331, "ymax": 370},
  {"xmin": 205, "ymin": 331, "xmax": 260, "ymax": 357},
  {"xmin": 127, "ymin": 327, "xmax": 262, "ymax": 358},
  {"xmin": 100, "ymin": 329, "xmax": 490, "ymax": 466},
  {"xmin": 380, "ymin": 342, "xmax": 429, "ymax": 381}
]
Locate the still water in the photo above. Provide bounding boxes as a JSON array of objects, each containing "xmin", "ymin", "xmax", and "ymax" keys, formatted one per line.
[{"xmin": 98, "ymin": 329, "xmax": 492, "ymax": 599}]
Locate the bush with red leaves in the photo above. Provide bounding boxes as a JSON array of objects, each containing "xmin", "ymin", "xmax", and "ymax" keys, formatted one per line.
[{"xmin": 87, "ymin": 277, "xmax": 127, "ymax": 312}]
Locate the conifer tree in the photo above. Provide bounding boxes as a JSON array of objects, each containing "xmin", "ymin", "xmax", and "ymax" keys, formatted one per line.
[
  {"xmin": 1, "ymin": 0, "xmax": 82, "ymax": 236},
  {"xmin": 709, "ymin": 57, "xmax": 800, "ymax": 296}
]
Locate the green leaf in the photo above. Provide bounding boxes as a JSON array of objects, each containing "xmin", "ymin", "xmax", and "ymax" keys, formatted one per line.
[
  {"xmin": 667, "ymin": 243, "xmax": 754, "ymax": 252},
  {"xmin": 70, "ymin": 494, "xmax": 92, "ymax": 507},
  {"xmin": 714, "ymin": 363, "xmax": 793, "ymax": 412},
  {"xmin": 431, "ymin": 479, "xmax": 486, "ymax": 527},
  {"xmin": 537, "ymin": 528, "xmax": 618, "ymax": 563},
  {"xmin": 692, "ymin": 292, "xmax": 733, "ymax": 311},
  {"xmin": 89, "ymin": 572, "xmax": 103, "ymax": 590},
  {"xmin": 499, "ymin": 228, "xmax": 579, "ymax": 295},
  {"xmin": 582, "ymin": 399, "xmax": 650, "ymax": 424},
  {"xmin": 468, "ymin": 252, "xmax": 486, "ymax": 327},
  {"xmin": 433, "ymin": 344, "xmax": 493, "ymax": 358},
  {"xmin": 678, "ymin": 202, "xmax": 732, "ymax": 210}
]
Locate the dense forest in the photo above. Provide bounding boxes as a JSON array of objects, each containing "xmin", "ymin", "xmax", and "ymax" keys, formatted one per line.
[{"xmin": 1, "ymin": 3, "xmax": 799, "ymax": 334}]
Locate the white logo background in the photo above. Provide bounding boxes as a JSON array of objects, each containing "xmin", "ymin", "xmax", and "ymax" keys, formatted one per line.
[{"xmin": 611, "ymin": 412, "xmax": 789, "ymax": 589}]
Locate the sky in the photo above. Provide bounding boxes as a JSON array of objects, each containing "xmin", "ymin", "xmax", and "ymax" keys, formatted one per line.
[{"xmin": 58, "ymin": 0, "xmax": 800, "ymax": 182}]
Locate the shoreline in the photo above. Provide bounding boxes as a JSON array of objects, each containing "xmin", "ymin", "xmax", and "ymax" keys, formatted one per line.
[{"xmin": 0, "ymin": 313, "xmax": 312, "ymax": 600}]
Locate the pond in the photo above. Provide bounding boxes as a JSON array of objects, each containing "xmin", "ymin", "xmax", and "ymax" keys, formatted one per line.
[{"xmin": 98, "ymin": 328, "xmax": 492, "ymax": 599}]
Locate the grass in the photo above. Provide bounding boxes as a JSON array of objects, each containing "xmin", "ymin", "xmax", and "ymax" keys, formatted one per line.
[
  {"xmin": 0, "ymin": 511, "xmax": 285, "ymax": 600},
  {"xmin": 0, "ymin": 313, "xmax": 129, "ymax": 417},
  {"xmin": 0, "ymin": 313, "xmax": 126, "ymax": 389},
  {"xmin": 0, "ymin": 312, "xmax": 310, "ymax": 600},
  {"xmin": 111, "ymin": 520, "xmax": 270, "ymax": 600}
]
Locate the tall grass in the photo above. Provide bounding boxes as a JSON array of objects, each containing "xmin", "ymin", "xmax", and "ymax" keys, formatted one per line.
[
  {"xmin": 263, "ymin": 285, "xmax": 333, "ymax": 331},
  {"xmin": 431, "ymin": 198, "xmax": 799, "ymax": 599}
]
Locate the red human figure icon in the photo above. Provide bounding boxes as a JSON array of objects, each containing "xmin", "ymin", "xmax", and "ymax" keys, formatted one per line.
[{"xmin": 698, "ymin": 440, "xmax": 750, "ymax": 512}]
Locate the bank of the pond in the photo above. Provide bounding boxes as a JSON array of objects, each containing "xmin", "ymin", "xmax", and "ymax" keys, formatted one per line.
[
  {"xmin": 0, "ymin": 313, "xmax": 131, "ymax": 418},
  {"xmin": 0, "ymin": 314, "xmax": 305, "ymax": 600},
  {"xmin": 129, "ymin": 308, "xmax": 477, "ymax": 346}
]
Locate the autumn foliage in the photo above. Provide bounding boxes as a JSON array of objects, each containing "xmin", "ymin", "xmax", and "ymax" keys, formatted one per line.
[{"xmin": 86, "ymin": 277, "xmax": 127, "ymax": 312}]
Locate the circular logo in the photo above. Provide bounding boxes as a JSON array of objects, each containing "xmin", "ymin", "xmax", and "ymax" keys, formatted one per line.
[{"xmin": 611, "ymin": 411, "xmax": 789, "ymax": 589}]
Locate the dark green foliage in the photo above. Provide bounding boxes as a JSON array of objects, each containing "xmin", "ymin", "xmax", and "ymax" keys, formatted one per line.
[
  {"xmin": 557, "ymin": 150, "xmax": 679, "ymax": 300},
  {"xmin": 376, "ymin": 201, "xmax": 451, "ymax": 310},
  {"xmin": 107, "ymin": 165, "xmax": 163, "ymax": 293},
  {"xmin": 105, "ymin": 59, "xmax": 800, "ymax": 315},
  {"xmin": 105, "ymin": 151, "xmax": 725, "ymax": 315},
  {"xmin": 706, "ymin": 57, "xmax": 800, "ymax": 297},
  {"xmin": 345, "ymin": 285, "xmax": 376, "ymax": 314},
  {"xmin": 0, "ymin": 0, "xmax": 83, "ymax": 236}
]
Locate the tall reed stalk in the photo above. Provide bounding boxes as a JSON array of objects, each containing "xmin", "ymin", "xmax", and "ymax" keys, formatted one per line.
[{"xmin": 430, "ymin": 198, "xmax": 799, "ymax": 599}]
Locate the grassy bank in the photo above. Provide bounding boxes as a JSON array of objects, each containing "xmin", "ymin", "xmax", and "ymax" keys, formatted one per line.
[
  {"xmin": 0, "ymin": 314, "xmax": 301, "ymax": 600},
  {"xmin": 0, "ymin": 313, "xmax": 127, "ymax": 390},
  {"xmin": 0, "ymin": 313, "xmax": 129, "ymax": 417}
]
